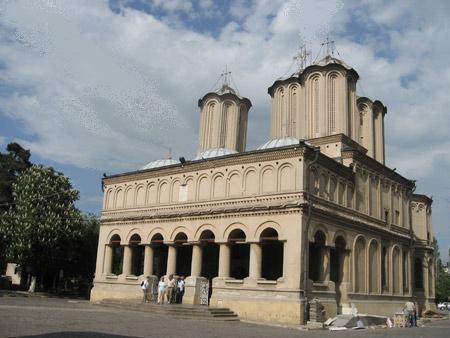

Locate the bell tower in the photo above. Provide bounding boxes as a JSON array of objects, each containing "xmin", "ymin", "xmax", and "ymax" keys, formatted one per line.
[{"xmin": 198, "ymin": 68, "xmax": 252, "ymax": 153}]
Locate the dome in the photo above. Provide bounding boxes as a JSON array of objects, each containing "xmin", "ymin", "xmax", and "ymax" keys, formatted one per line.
[
  {"xmin": 141, "ymin": 158, "xmax": 180, "ymax": 170},
  {"xmin": 257, "ymin": 137, "xmax": 302, "ymax": 150},
  {"xmin": 194, "ymin": 147, "xmax": 238, "ymax": 160},
  {"xmin": 314, "ymin": 55, "xmax": 352, "ymax": 70}
]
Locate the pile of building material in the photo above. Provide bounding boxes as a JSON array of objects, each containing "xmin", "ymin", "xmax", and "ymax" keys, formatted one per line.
[{"xmin": 327, "ymin": 314, "xmax": 388, "ymax": 330}]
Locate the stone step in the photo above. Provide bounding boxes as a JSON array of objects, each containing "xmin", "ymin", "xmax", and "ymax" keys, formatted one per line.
[{"xmin": 95, "ymin": 299, "xmax": 239, "ymax": 321}]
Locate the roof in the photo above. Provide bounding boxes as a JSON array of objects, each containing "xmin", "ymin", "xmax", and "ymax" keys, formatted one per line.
[
  {"xmin": 257, "ymin": 137, "xmax": 308, "ymax": 150},
  {"xmin": 194, "ymin": 147, "xmax": 238, "ymax": 160},
  {"xmin": 141, "ymin": 158, "xmax": 180, "ymax": 170}
]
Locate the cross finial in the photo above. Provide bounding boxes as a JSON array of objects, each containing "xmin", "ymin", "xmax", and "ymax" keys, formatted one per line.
[
  {"xmin": 221, "ymin": 65, "xmax": 232, "ymax": 86},
  {"xmin": 293, "ymin": 44, "xmax": 311, "ymax": 71},
  {"xmin": 321, "ymin": 35, "xmax": 335, "ymax": 56}
]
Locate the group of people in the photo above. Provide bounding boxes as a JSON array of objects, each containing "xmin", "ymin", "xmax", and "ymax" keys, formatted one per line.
[
  {"xmin": 157, "ymin": 275, "xmax": 185, "ymax": 304},
  {"xmin": 141, "ymin": 275, "xmax": 185, "ymax": 304}
]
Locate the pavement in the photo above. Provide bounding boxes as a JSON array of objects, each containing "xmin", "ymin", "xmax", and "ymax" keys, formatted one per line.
[{"xmin": 1, "ymin": 294, "xmax": 449, "ymax": 338}]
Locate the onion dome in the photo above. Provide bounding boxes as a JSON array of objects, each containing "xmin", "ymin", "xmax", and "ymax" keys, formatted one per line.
[
  {"xmin": 141, "ymin": 158, "xmax": 180, "ymax": 170},
  {"xmin": 194, "ymin": 147, "xmax": 237, "ymax": 160},
  {"xmin": 257, "ymin": 137, "xmax": 302, "ymax": 150}
]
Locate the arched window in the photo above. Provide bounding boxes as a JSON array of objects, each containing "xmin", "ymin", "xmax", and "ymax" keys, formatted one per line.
[
  {"xmin": 392, "ymin": 246, "xmax": 401, "ymax": 294},
  {"xmin": 174, "ymin": 232, "xmax": 191, "ymax": 277},
  {"xmin": 228, "ymin": 229, "xmax": 249, "ymax": 279},
  {"xmin": 199, "ymin": 230, "xmax": 219, "ymax": 279},
  {"xmin": 309, "ymin": 230, "xmax": 326, "ymax": 282},
  {"xmin": 354, "ymin": 236, "xmax": 366, "ymax": 293},
  {"xmin": 129, "ymin": 234, "xmax": 143, "ymax": 276},
  {"xmin": 260, "ymin": 228, "xmax": 283, "ymax": 280},
  {"xmin": 331, "ymin": 236, "xmax": 347, "ymax": 285},
  {"xmin": 368, "ymin": 241, "xmax": 379, "ymax": 293},
  {"xmin": 328, "ymin": 75, "xmax": 337, "ymax": 133},
  {"xmin": 151, "ymin": 234, "xmax": 167, "ymax": 278},
  {"xmin": 110, "ymin": 234, "xmax": 123, "ymax": 275}
]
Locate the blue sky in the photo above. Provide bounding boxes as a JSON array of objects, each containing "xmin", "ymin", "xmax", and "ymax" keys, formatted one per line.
[{"xmin": 0, "ymin": 0, "xmax": 449, "ymax": 260}]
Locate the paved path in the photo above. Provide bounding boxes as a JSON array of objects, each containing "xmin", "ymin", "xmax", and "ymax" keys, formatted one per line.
[{"xmin": 1, "ymin": 296, "xmax": 449, "ymax": 338}]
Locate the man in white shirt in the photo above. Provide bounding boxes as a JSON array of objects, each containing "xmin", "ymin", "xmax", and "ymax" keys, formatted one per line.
[
  {"xmin": 141, "ymin": 276, "xmax": 150, "ymax": 303},
  {"xmin": 166, "ymin": 274, "xmax": 176, "ymax": 304},
  {"xmin": 176, "ymin": 276, "xmax": 185, "ymax": 303}
]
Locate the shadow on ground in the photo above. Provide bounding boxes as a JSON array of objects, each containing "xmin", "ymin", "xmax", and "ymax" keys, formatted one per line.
[{"xmin": 17, "ymin": 332, "xmax": 137, "ymax": 338}]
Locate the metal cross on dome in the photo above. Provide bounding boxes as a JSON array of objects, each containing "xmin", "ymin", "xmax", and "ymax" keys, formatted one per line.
[
  {"xmin": 321, "ymin": 35, "xmax": 336, "ymax": 56},
  {"xmin": 293, "ymin": 44, "xmax": 311, "ymax": 71},
  {"xmin": 221, "ymin": 65, "xmax": 232, "ymax": 86}
]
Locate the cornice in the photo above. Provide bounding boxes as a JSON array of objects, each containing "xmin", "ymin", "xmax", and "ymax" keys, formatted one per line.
[
  {"xmin": 307, "ymin": 133, "xmax": 368, "ymax": 155},
  {"xmin": 198, "ymin": 92, "xmax": 252, "ymax": 110},
  {"xmin": 341, "ymin": 148, "xmax": 414, "ymax": 188}
]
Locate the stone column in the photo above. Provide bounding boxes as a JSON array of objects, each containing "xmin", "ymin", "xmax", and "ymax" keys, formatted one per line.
[
  {"xmin": 166, "ymin": 245, "xmax": 177, "ymax": 276},
  {"xmin": 191, "ymin": 244, "xmax": 202, "ymax": 277},
  {"xmin": 143, "ymin": 245, "xmax": 154, "ymax": 277},
  {"xmin": 249, "ymin": 242, "xmax": 262, "ymax": 279},
  {"xmin": 323, "ymin": 246, "xmax": 330, "ymax": 282},
  {"xmin": 218, "ymin": 243, "xmax": 230, "ymax": 278},
  {"xmin": 103, "ymin": 245, "xmax": 113, "ymax": 275},
  {"xmin": 122, "ymin": 245, "xmax": 132, "ymax": 276}
]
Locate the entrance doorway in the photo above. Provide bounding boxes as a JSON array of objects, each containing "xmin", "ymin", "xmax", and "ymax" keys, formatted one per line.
[{"xmin": 151, "ymin": 234, "xmax": 167, "ymax": 279}]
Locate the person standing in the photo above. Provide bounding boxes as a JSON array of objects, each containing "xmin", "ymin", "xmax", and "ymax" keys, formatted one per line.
[
  {"xmin": 176, "ymin": 276, "xmax": 185, "ymax": 303},
  {"xmin": 166, "ymin": 274, "xmax": 176, "ymax": 304},
  {"xmin": 141, "ymin": 276, "xmax": 150, "ymax": 303},
  {"xmin": 404, "ymin": 300, "xmax": 416, "ymax": 327},
  {"xmin": 157, "ymin": 276, "xmax": 167, "ymax": 304}
]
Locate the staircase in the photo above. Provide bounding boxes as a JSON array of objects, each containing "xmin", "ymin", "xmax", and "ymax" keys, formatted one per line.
[{"xmin": 95, "ymin": 299, "xmax": 239, "ymax": 321}]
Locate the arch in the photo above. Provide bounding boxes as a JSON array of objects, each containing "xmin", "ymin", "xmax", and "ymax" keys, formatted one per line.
[
  {"xmin": 185, "ymin": 177, "xmax": 195, "ymax": 201},
  {"xmin": 169, "ymin": 226, "xmax": 192, "ymax": 242},
  {"xmin": 105, "ymin": 189, "xmax": 114, "ymax": 210},
  {"xmin": 223, "ymin": 222, "xmax": 249, "ymax": 241},
  {"xmin": 212, "ymin": 173, "xmax": 225, "ymax": 198},
  {"xmin": 279, "ymin": 163, "xmax": 294, "ymax": 191},
  {"xmin": 392, "ymin": 245, "xmax": 401, "ymax": 294},
  {"xmin": 309, "ymin": 228, "xmax": 327, "ymax": 282},
  {"xmin": 194, "ymin": 224, "xmax": 218, "ymax": 241},
  {"xmin": 150, "ymin": 233, "xmax": 164, "ymax": 244},
  {"xmin": 147, "ymin": 227, "xmax": 166, "ymax": 243},
  {"xmin": 368, "ymin": 239, "xmax": 380, "ymax": 293},
  {"xmin": 109, "ymin": 233, "xmax": 123, "ymax": 275},
  {"xmin": 309, "ymin": 224, "xmax": 330, "ymax": 245},
  {"xmin": 145, "ymin": 182, "xmax": 157, "ymax": 205},
  {"xmin": 174, "ymin": 232, "xmax": 188, "ymax": 243},
  {"xmin": 197, "ymin": 174, "xmax": 210, "ymax": 200},
  {"xmin": 327, "ymin": 72, "xmax": 339, "ymax": 134},
  {"xmin": 332, "ymin": 231, "xmax": 348, "ymax": 250},
  {"xmin": 125, "ymin": 228, "xmax": 144, "ymax": 243},
  {"xmin": 158, "ymin": 180, "xmax": 169, "ymax": 204},
  {"xmin": 307, "ymin": 73, "xmax": 322, "ymax": 136},
  {"xmin": 260, "ymin": 227, "xmax": 283, "ymax": 280},
  {"xmin": 329, "ymin": 176, "xmax": 337, "ymax": 202},
  {"xmin": 260, "ymin": 165, "xmax": 276, "ymax": 193},
  {"xmin": 255, "ymin": 221, "xmax": 282, "ymax": 241},
  {"xmin": 125, "ymin": 186, "xmax": 134, "ymax": 208},
  {"xmin": 129, "ymin": 233, "xmax": 143, "ymax": 276},
  {"xmin": 330, "ymin": 234, "xmax": 348, "ymax": 286},
  {"xmin": 171, "ymin": 179, "xmax": 181, "ymax": 202},
  {"xmin": 135, "ymin": 184, "xmax": 145, "ymax": 206},
  {"xmin": 319, "ymin": 172, "xmax": 328, "ymax": 198},
  {"xmin": 109, "ymin": 233, "xmax": 122, "ymax": 245},
  {"xmin": 354, "ymin": 235, "xmax": 367, "ymax": 293},
  {"xmin": 227, "ymin": 171, "xmax": 241, "ymax": 197},
  {"xmin": 114, "ymin": 188, "xmax": 124, "ymax": 209},
  {"xmin": 309, "ymin": 167, "xmax": 318, "ymax": 194},
  {"xmin": 244, "ymin": 167, "xmax": 258, "ymax": 195},
  {"xmin": 228, "ymin": 228, "xmax": 247, "ymax": 242}
]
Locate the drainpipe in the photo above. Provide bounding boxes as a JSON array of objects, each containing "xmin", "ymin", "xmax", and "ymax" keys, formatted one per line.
[{"xmin": 302, "ymin": 146, "xmax": 320, "ymax": 321}]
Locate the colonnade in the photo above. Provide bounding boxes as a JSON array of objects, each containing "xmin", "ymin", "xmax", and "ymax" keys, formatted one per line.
[{"xmin": 103, "ymin": 228, "xmax": 284, "ymax": 282}]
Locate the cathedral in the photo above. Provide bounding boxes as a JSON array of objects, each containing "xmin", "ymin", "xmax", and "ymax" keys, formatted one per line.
[{"xmin": 91, "ymin": 50, "xmax": 435, "ymax": 325}]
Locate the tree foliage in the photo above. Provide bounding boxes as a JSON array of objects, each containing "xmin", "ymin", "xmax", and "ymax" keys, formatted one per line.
[
  {"xmin": 433, "ymin": 237, "xmax": 450, "ymax": 302},
  {"xmin": 0, "ymin": 142, "xmax": 32, "ymax": 210},
  {"xmin": 1, "ymin": 165, "xmax": 84, "ymax": 275}
]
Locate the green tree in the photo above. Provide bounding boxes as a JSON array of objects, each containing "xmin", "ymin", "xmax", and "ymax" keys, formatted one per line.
[
  {"xmin": 433, "ymin": 237, "xmax": 450, "ymax": 302},
  {"xmin": 1, "ymin": 165, "xmax": 83, "ymax": 290},
  {"xmin": 0, "ymin": 142, "xmax": 32, "ymax": 209}
]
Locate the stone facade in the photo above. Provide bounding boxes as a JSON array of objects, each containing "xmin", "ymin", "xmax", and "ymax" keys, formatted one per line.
[{"xmin": 91, "ymin": 54, "xmax": 435, "ymax": 325}]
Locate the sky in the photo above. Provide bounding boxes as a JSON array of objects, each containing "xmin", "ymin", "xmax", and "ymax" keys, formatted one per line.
[{"xmin": 0, "ymin": 0, "xmax": 449, "ymax": 260}]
